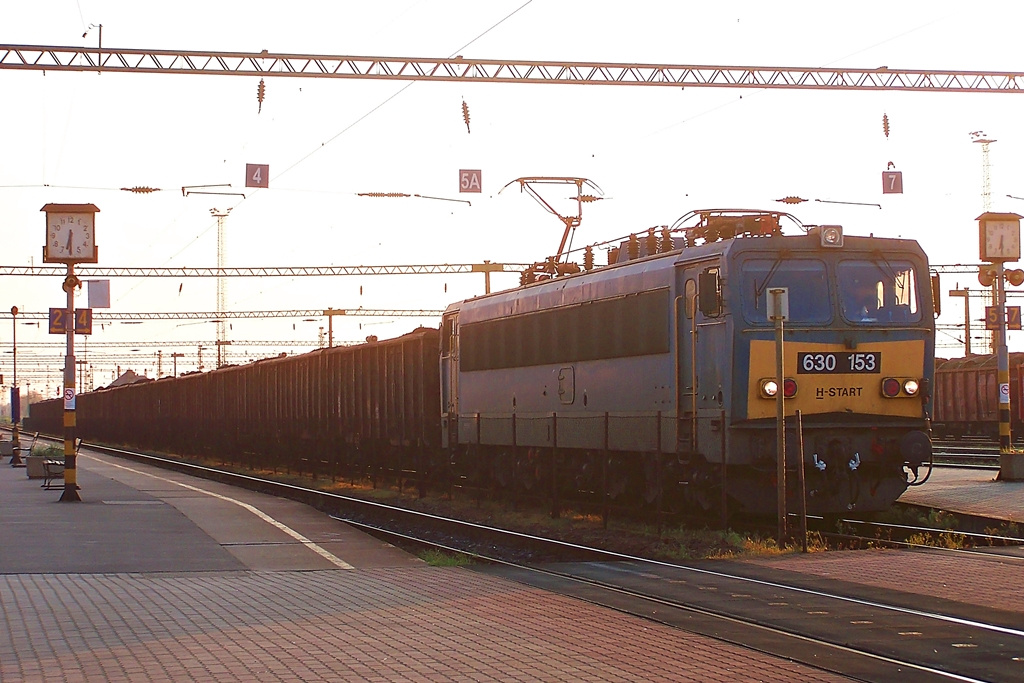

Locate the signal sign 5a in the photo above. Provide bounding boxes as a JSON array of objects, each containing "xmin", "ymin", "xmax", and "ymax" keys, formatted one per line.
[{"xmin": 460, "ymin": 169, "xmax": 482, "ymax": 193}]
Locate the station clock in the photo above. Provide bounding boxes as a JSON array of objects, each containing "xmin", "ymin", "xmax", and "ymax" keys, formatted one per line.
[{"xmin": 42, "ymin": 204, "xmax": 100, "ymax": 264}]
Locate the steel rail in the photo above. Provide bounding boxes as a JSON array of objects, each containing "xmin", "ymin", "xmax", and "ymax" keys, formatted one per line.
[
  {"xmin": 830, "ymin": 517, "xmax": 1024, "ymax": 548},
  {"xmin": 2, "ymin": 45, "xmax": 1024, "ymax": 94}
]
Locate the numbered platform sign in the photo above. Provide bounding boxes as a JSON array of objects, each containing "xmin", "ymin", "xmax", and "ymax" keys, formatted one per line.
[
  {"xmin": 49, "ymin": 307, "xmax": 70, "ymax": 334},
  {"xmin": 48, "ymin": 308, "xmax": 92, "ymax": 334},
  {"xmin": 246, "ymin": 163, "xmax": 270, "ymax": 188},
  {"xmin": 459, "ymin": 169, "xmax": 482, "ymax": 193},
  {"xmin": 882, "ymin": 170, "xmax": 903, "ymax": 194},
  {"xmin": 985, "ymin": 305, "xmax": 1022, "ymax": 330}
]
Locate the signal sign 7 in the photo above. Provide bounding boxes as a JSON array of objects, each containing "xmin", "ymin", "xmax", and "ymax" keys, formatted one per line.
[{"xmin": 882, "ymin": 171, "xmax": 903, "ymax": 194}]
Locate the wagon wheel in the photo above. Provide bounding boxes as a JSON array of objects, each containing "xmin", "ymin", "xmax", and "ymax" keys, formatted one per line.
[
  {"xmin": 516, "ymin": 448, "xmax": 543, "ymax": 492},
  {"xmin": 492, "ymin": 449, "xmax": 514, "ymax": 489}
]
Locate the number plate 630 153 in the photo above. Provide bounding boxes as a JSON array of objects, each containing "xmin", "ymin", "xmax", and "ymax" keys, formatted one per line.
[{"xmin": 797, "ymin": 351, "xmax": 881, "ymax": 374}]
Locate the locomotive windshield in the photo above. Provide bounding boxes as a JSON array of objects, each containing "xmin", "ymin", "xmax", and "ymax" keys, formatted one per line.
[
  {"xmin": 837, "ymin": 259, "xmax": 920, "ymax": 324},
  {"xmin": 741, "ymin": 259, "xmax": 831, "ymax": 323},
  {"xmin": 740, "ymin": 257, "xmax": 922, "ymax": 325}
]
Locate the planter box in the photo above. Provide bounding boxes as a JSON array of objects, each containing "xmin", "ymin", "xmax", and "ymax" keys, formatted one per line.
[
  {"xmin": 999, "ymin": 452, "xmax": 1024, "ymax": 481},
  {"xmin": 25, "ymin": 455, "xmax": 47, "ymax": 479}
]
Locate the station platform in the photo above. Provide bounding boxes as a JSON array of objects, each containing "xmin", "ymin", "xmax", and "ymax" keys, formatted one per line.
[
  {"xmin": 734, "ymin": 465, "xmax": 1024, "ymax": 626},
  {"xmin": 1, "ymin": 446, "xmax": 850, "ymax": 682},
  {"xmin": 897, "ymin": 465, "xmax": 1024, "ymax": 524}
]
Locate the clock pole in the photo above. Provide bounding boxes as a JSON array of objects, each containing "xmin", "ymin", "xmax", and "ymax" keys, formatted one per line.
[
  {"xmin": 977, "ymin": 212, "xmax": 1024, "ymax": 480},
  {"xmin": 60, "ymin": 263, "xmax": 81, "ymax": 502},
  {"xmin": 41, "ymin": 203, "xmax": 98, "ymax": 502}
]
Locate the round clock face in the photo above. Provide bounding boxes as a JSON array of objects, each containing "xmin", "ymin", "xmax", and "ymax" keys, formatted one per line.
[{"xmin": 46, "ymin": 213, "xmax": 95, "ymax": 261}]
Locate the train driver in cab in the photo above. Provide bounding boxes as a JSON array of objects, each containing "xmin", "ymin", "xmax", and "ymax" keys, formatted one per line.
[{"xmin": 844, "ymin": 278, "xmax": 880, "ymax": 322}]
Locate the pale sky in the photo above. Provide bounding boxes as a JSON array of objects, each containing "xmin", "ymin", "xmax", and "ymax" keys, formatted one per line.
[{"xmin": 3, "ymin": 0, "xmax": 1024, "ymax": 392}]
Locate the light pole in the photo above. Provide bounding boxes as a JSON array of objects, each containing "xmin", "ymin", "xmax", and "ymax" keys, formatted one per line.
[
  {"xmin": 216, "ymin": 339, "xmax": 232, "ymax": 368},
  {"xmin": 948, "ymin": 288, "xmax": 972, "ymax": 356}
]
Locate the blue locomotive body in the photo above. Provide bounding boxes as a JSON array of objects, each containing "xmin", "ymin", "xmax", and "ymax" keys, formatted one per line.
[{"xmin": 442, "ymin": 212, "xmax": 935, "ymax": 515}]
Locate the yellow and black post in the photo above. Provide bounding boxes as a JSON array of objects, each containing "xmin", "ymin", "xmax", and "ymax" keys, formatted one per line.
[
  {"xmin": 10, "ymin": 305, "xmax": 22, "ymax": 466},
  {"xmin": 60, "ymin": 266, "xmax": 81, "ymax": 502},
  {"xmin": 995, "ymin": 260, "xmax": 1012, "ymax": 454},
  {"xmin": 770, "ymin": 288, "xmax": 787, "ymax": 546}
]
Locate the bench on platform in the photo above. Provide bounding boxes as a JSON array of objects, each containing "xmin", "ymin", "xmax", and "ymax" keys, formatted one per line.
[
  {"xmin": 11, "ymin": 432, "xmax": 39, "ymax": 468},
  {"xmin": 41, "ymin": 459, "xmax": 65, "ymax": 490},
  {"xmin": 40, "ymin": 438, "xmax": 81, "ymax": 490}
]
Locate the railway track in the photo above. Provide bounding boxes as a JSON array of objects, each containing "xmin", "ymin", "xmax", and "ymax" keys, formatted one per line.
[
  {"xmin": 30, "ymin": 438, "xmax": 1023, "ymax": 683},
  {"xmin": 931, "ymin": 436, "xmax": 1002, "ymax": 469}
]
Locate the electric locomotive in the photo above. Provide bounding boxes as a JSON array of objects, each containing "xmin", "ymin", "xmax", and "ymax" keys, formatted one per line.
[{"xmin": 442, "ymin": 209, "xmax": 936, "ymax": 515}]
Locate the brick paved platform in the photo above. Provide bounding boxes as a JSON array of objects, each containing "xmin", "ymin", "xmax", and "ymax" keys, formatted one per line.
[
  {"xmin": 739, "ymin": 547, "xmax": 1024, "ymax": 615},
  {"xmin": 736, "ymin": 466, "xmax": 1024, "ymax": 622},
  {"xmin": 898, "ymin": 466, "xmax": 1024, "ymax": 523},
  {"xmin": 1, "ymin": 447, "xmax": 853, "ymax": 682}
]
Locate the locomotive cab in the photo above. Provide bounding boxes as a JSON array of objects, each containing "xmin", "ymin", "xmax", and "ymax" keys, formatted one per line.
[{"xmin": 715, "ymin": 225, "xmax": 935, "ymax": 514}]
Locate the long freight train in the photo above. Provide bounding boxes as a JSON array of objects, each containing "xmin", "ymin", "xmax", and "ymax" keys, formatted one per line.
[
  {"xmin": 27, "ymin": 209, "xmax": 936, "ymax": 517},
  {"xmin": 932, "ymin": 352, "xmax": 1024, "ymax": 438}
]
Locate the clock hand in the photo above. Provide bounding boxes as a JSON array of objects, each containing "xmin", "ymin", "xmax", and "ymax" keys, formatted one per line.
[{"xmin": 66, "ymin": 230, "xmax": 73, "ymax": 254}]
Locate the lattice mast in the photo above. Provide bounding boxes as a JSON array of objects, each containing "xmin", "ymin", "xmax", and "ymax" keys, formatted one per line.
[
  {"xmin": 971, "ymin": 132, "xmax": 997, "ymax": 352},
  {"xmin": 210, "ymin": 208, "xmax": 231, "ymax": 366}
]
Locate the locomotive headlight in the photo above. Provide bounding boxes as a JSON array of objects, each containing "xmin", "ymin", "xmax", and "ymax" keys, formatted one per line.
[
  {"xmin": 820, "ymin": 225, "xmax": 844, "ymax": 248},
  {"xmin": 759, "ymin": 378, "xmax": 797, "ymax": 398},
  {"xmin": 882, "ymin": 377, "xmax": 920, "ymax": 397}
]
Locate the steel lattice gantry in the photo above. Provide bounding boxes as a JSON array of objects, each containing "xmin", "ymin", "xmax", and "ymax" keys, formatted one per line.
[
  {"xmin": 0, "ymin": 263, "xmax": 529, "ymax": 277},
  {"xmin": 10, "ymin": 309, "xmax": 444, "ymax": 321},
  {"xmin": 2, "ymin": 45, "xmax": 1024, "ymax": 93}
]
